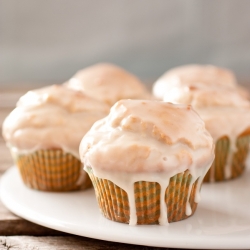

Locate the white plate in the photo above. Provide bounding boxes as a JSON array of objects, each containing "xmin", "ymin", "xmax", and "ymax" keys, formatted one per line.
[{"xmin": 1, "ymin": 167, "xmax": 250, "ymax": 249}]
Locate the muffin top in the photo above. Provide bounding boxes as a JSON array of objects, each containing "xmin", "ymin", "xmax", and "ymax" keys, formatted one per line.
[
  {"xmin": 163, "ymin": 84, "xmax": 250, "ymax": 109},
  {"xmin": 80, "ymin": 100, "xmax": 214, "ymax": 173},
  {"xmin": 153, "ymin": 64, "xmax": 238, "ymax": 100},
  {"xmin": 65, "ymin": 63, "xmax": 152, "ymax": 106},
  {"xmin": 2, "ymin": 85, "xmax": 109, "ymax": 158},
  {"xmin": 163, "ymin": 84, "xmax": 250, "ymax": 141}
]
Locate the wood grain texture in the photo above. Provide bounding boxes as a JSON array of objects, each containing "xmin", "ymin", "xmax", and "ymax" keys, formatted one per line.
[
  {"xmin": 0, "ymin": 221, "xmax": 70, "ymax": 237},
  {"xmin": 0, "ymin": 236, "xmax": 170, "ymax": 250}
]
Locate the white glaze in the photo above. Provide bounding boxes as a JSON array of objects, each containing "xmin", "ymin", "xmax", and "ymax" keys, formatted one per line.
[
  {"xmin": 4, "ymin": 166, "xmax": 250, "ymax": 248},
  {"xmin": 2, "ymin": 85, "xmax": 109, "ymax": 158},
  {"xmin": 153, "ymin": 64, "xmax": 238, "ymax": 100},
  {"xmin": 199, "ymin": 108, "xmax": 250, "ymax": 180},
  {"xmin": 163, "ymin": 84, "xmax": 250, "ymax": 109},
  {"xmin": 90, "ymin": 167, "xmax": 211, "ymax": 226},
  {"xmin": 163, "ymin": 85, "xmax": 250, "ymax": 181},
  {"xmin": 64, "ymin": 63, "xmax": 152, "ymax": 106},
  {"xmin": 80, "ymin": 100, "xmax": 214, "ymax": 225},
  {"xmin": 154, "ymin": 64, "xmax": 250, "ymax": 181}
]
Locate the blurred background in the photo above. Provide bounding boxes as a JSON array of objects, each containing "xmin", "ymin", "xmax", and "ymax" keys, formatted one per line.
[{"xmin": 1, "ymin": 0, "xmax": 250, "ymax": 89}]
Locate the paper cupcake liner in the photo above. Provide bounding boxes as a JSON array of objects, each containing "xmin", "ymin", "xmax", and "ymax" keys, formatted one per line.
[
  {"xmin": 87, "ymin": 169, "xmax": 199, "ymax": 225},
  {"xmin": 204, "ymin": 132, "xmax": 250, "ymax": 182},
  {"xmin": 12, "ymin": 149, "xmax": 92, "ymax": 191}
]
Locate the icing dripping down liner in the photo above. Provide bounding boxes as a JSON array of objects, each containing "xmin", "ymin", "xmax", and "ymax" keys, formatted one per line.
[
  {"xmin": 204, "ymin": 128, "xmax": 250, "ymax": 182},
  {"xmin": 87, "ymin": 168, "xmax": 200, "ymax": 225},
  {"xmin": 2, "ymin": 166, "xmax": 250, "ymax": 249},
  {"xmin": 82, "ymin": 145, "xmax": 211, "ymax": 226}
]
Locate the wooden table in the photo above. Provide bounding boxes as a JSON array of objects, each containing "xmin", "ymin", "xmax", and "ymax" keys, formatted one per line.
[{"xmin": 0, "ymin": 88, "xmax": 180, "ymax": 250}]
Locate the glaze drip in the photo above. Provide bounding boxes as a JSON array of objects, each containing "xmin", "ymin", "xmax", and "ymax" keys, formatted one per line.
[
  {"xmin": 80, "ymin": 100, "xmax": 214, "ymax": 224},
  {"xmin": 162, "ymin": 84, "xmax": 250, "ymax": 181}
]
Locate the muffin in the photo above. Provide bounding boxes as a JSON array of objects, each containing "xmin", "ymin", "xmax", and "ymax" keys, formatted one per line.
[
  {"xmin": 2, "ymin": 85, "xmax": 109, "ymax": 191},
  {"xmin": 80, "ymin": 100, "xmax": 214, "ymax": 225},
  {"xmin": 163, "ymin": 84, "xmax": 250, "ymax": 182},
  {"xmin": 153, "ymin": 64, "xmax": 248, "ymax": 100},
  {"xmin": 64, "ymin": 63, "xmax": 152, "ymax": 107}
]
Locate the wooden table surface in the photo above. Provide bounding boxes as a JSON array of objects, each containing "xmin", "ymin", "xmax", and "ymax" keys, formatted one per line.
[{"xmin": 0, "ymin": 88, "xmax": 182, "ymax": 250}]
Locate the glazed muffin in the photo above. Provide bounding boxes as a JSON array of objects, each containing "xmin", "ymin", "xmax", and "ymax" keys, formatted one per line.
[
  {"xmin": 2, "ymin": 85, "xmax": 109, "ymax": 191},
  {"xmin": 64, "ymin": 63, "xmax": 152, "ymax": 107},
  {"xmin": 80, "ymin": 100, "xmax": 214, "ymax": 225},
  {"xmin": 163, "ymin": 84, "xmax": 250, "ymax": 182},
  {"xmin": 153, "ymin": 64, "xmax": 248, "ymax": 100}
]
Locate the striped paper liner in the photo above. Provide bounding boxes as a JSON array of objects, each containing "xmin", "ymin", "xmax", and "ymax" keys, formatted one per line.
[
  {"xmin": 12, "ymin": 149, "xmax": 92, "ymax": 191},
  {"xmin": 87, "ymin": 169, "xmax": 199, "ymax": 225},
  {"xmin": 204, "ymin": 130, "xmax": 250, "ymax": 182}
]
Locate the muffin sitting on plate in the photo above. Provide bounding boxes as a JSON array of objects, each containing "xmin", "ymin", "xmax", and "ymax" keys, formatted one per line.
[
  {"xmin": 80, "ymin": 100, "xmax": 214, "ymax": 225},
  {"xmin": 2, "ymin": 85, "xmax": 109, "ymax": 191},
  {"xmin": 64, "ymin": 63, "xmax": 152, "ymax": 107},
  {"xmin": 156, "ymin": 66, "xmax": 250, "ymax": 182}
]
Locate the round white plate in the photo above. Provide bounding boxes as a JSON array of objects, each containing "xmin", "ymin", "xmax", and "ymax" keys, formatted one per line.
[{"xmin": 1, "ymin": 167, "xmax": 250, "ymax": 249}]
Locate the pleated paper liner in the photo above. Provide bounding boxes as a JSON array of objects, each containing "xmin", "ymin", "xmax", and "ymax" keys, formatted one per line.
[
  {"xmin": 11, "ymin": 149, "xmax": 92, "ymax": 191},
  {"xmin": 87, "ymin": 168, "xmax": 199, "ymax": 224},
  {"xmin": 204, "ymin": 128, "xmax": 250, "ymax": 182}
]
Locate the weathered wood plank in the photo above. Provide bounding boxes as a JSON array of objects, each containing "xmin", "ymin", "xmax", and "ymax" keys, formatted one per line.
[
  {"xmin": 0, "ymin": 222, "xmax": 70, "ymax": 237},
  {"xmin": 0, "ymin": 236, "xmax": 171, "ymax": 250}
]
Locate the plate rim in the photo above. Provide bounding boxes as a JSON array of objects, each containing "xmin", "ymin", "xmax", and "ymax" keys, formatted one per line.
[{"xmin": 1, "ymin": 166, "xmax": 250, "ymax": 249}]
